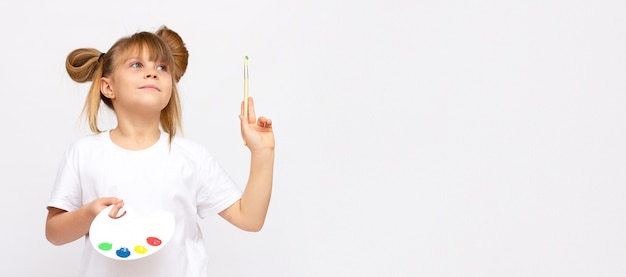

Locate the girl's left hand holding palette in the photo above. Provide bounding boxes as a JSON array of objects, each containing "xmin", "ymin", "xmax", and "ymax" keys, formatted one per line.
[{"xmin": 88, "ymin": 205, "xmax": 175, "ymax": 260}]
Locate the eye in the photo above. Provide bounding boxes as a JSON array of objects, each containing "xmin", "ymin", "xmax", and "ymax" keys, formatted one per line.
[
  {"xmin": 157, "ymin": 64, "xmax": 168, "ymax": 71},
  {"xmin": 130, "ymin": 62, "xmax": 142, "ymax": 68}
]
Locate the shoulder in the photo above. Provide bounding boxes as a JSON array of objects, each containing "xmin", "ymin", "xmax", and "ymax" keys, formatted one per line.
[
  {"xmin": 65, "ymin": 132, "xmax": 108, "ymax": 153},
  {"xmin": 55, "ymin": 132, "xmax": 110, "ymax": 169},
  {"xmin": 171, "ymin": 135, "xmax": 206, "ymax": 151},
  {"xmin": 169, "ymin": 136, "xmax": 216, "ymax": 160}
]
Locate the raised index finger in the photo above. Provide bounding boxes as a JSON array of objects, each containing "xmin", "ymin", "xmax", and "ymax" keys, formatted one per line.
[{"xmin": 244, "ymin": 97, "xmax": 257, "ymax": 123}]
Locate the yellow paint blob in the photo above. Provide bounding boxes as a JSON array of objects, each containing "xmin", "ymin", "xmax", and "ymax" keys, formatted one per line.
[{"xmin": 134, "ymin": 245, "xmax": 148, "ymax": 254}]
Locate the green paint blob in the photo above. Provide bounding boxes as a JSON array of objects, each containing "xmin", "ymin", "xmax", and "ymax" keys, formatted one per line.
[
  {"xmin": 98, "ymin": 242, "xmax": 113, "ymax": 251},
  {"xmin": 245, "ymin": 55, "xmax": 249, "ymax": 60}
]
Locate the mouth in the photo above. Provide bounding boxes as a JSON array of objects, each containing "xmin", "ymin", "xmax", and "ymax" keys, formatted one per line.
[{"xmin": 139, "ymin": 85, "xmax": 160, "ymax": 92}]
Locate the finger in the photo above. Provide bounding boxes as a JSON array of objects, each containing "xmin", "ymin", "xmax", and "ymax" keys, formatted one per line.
[
  {"xmin": 247, "ymin": 97, "xmax": 257, "ymax": 123},
  {"xmin": 108, "ymin": 201, "xmax": 126, "ymax": 219},
  {"xmin": 239, "ymin": 114, "xmax": 249, "ymax": 132},
  {"xmin": 239, "ymin": 114, "xmax": 251, "ymax": 146},
  {"xmin": 257, "ymin": 116, "xmax": 273, "ymax": 128},
  {"xmin": 101, "ymin": 197, "xmax": 122, "ymax": 205}
]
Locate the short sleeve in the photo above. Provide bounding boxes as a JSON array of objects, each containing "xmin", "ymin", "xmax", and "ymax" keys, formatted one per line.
[
  {"xmin": 47, "ymin": 146, "xmax": 82, "ymax": 212},
  {"xmin": 195, "ymin": 151, "xmax": 242, "ymax": 218}
]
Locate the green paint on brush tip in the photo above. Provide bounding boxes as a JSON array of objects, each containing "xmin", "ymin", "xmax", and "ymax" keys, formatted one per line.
[{"xmin": 245, "ymin": 55, "xmax": 249, "ymax": 60}]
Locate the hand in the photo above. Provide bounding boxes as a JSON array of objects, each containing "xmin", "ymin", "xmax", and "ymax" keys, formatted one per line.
[
  {"xmin": 86, "ymin": 197, "xmax": 126, "ymax": 219},
  {"xmin": 240, "ymin": 97, "xmax": 275, "ymax": 151}
]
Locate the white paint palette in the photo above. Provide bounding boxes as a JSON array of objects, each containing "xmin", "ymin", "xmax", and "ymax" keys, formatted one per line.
[{"xmin": 88, "ymin": 205, "xmax": 175, "ymax": 260}]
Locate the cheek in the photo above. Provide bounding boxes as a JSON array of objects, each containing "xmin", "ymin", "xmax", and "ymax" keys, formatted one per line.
[
  {"xmin": 159, "ymin": 75, "xmax": 173, "ymax": 101},
  {"xmin": 160, "ymin": 77, "xmax": 172, "ymax": 93},
  {"xmin": 163, "ymin": 84, "xmax": 174, "ymax": 103},
  {"xmin": 165, "ymin": 85, "xmax": 173, "ymax": 99}
]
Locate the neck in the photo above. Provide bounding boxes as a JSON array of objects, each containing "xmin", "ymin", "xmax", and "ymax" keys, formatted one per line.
[{"xmin": 110, "ymin": 117, "xmax": 162, "ymax": 150}]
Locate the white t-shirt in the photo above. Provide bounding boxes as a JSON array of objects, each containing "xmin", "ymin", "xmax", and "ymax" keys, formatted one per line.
[{"xmin": 47, "ymin": 130, "xmax": 242, "ymax": 277}]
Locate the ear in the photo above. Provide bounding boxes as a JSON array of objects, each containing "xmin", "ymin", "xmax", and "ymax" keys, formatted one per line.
[{"xmin": 100, "ymin": 77, "xmax": 115, "ymax": 99}]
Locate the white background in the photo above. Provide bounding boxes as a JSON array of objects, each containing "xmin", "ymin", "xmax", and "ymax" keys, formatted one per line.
[{"xmin": 1, "ymin": 0, "xmax": 625, "ymax": 276}]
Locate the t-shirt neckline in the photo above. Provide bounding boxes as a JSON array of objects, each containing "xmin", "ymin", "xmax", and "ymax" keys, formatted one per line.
[{"xmin": 103, "ymin": 129, "xmax": 167, "ymax": 153}]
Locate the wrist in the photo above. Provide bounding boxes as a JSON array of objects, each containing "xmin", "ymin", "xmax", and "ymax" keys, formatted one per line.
[{"xmin": 250, "ymin": 148, "xmax": 274, "ymax": 156}]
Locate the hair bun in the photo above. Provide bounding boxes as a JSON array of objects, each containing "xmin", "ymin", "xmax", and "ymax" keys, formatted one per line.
[
  {"xmin": 65, "ymin": 48, "xmax": 104, "ymax": 83},
  {"xmin": 156, "ymin": 26, "xmax": 189, "ymax": 82}
]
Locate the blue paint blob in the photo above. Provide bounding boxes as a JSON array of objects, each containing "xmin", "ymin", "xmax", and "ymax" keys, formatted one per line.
[{"xmin": 116, "ymin": 247, "xmax": 131, "ymax": 258}]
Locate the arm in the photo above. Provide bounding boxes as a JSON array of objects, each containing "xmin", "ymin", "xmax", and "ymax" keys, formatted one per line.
[
  {"xmin": 45, "ymin": 198, "xmax": 125, "ymax": 245},
  {"xmin": 220, "ymin": 97, "xmax": 274, "ymax": 232}
]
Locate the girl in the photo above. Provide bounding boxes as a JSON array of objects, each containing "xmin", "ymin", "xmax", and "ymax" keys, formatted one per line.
[{"xmin": 45, "ymin": 26, "xmax": 274, "ymax": 276}]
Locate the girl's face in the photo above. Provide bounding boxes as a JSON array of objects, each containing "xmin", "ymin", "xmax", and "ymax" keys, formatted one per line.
[{"xmin": 101, "ymin": 51, "xmax": 173, "ymax": 117}]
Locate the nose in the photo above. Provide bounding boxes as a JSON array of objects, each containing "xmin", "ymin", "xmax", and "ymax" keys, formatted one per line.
[{"xmin": 145, "ymin": 73, "xmax": 158, "ymax": 79}]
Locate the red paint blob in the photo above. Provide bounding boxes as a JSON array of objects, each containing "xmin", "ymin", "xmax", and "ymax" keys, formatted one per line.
[{"xmin": 147, "ymin": 236, "xmax": 162, "ymax": 246}]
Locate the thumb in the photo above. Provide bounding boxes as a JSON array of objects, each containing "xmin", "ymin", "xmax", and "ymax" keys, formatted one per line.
[
  {"xmin": 108, "ymin": 200, "xmax": 126, "ymax": 219},
  {"xmin": 101, "ymin": 197, "xmax": 123, "ymax": 206},
  {"xmin": 239, "ymin": 114, "xmax": 251, "ymax": 144}
]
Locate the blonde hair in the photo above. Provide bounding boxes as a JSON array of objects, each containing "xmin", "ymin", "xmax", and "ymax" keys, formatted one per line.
[{"xmin": 65, "ymin": 26, "xmax": 189, "ymax": 144}]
